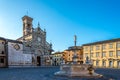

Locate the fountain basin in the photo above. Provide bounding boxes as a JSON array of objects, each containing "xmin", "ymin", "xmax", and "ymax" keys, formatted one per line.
[{"xmin": 54, "ymin": 64, "xmax": 102, "ymax": 78}]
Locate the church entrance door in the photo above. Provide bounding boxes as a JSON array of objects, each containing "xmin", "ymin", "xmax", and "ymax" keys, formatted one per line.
[{"xmin": 37, "ymin": 56, "xmax": 41, "ymax": 66}]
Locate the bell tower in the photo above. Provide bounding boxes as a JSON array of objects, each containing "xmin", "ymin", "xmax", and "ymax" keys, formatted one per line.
[{"xmin": 22, "ymin": 15, "xmax": 33, "ymax": 36}]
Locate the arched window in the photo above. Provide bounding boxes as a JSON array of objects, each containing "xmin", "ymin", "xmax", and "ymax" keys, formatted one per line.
[
  {"xmin": 96, "ymin": 61, "xmax": 99, "ymax": 67},
  {"xmin": 117, "ymin": 61, "xmax": 120, "ymax": 68},
  {"xmin": 0, "ymin": 58, "xmax": 4, "ymax": 63},
  {"xmin": 102, "ymin": 61, "xmax": 106, "ymax": 67},
  {"xmin": 1, "ymin": 51, "xmax": 4, "ymax": 54},
  {"xmin": 24, "ymin": 32, "xmax": 25, "ymax": 35},
  {"xmin": 23, "ymin": 23, "xmax": 25, "ymax": 27},
  {"xmin": 28, "ymin": 24, "xmax": 31, "ymax": 27},
  {"xmin": 109, "ymin": 61, "xmax": 113, "ymax": 67}
]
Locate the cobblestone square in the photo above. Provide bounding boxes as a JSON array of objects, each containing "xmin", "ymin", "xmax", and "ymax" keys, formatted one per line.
[{"xmin": 0, "ymin": 67, "xmax": 120, "ymax": 80}]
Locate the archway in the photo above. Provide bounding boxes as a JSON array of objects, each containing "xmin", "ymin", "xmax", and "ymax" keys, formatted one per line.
[
  {"xmin": 37, "ymin": 56, "xmax": 41, "ymax": 66},
  {"xmin": 96, "ymin": 60, "xmax": 99, "ymax": 67},
  {"xmin": 117, "ymin": 61, "xmax": 120, "ymax": 68},
  {"xmin": 36, "ymin": 50, "xmax": 43, "ymax": 66},
  {"xmin": 102, "ymin": 61, "xmax": 106, "ymax": 67},
  {"xmin": 109, "ymin": 61, "xmax": 113, "ymax": 68}
]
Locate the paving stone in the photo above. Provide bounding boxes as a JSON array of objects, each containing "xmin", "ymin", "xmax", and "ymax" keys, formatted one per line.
[{"xmin": 0, "ymin": 67, "xmax": 119, "ymax": 80}]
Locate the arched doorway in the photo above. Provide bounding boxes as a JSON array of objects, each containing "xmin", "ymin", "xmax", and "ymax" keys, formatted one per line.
[
  {"xmin": 109, "ymin": 61, "xmax": 113, "ymax": 68},
  {"xmin": 54, "ymin": 59, "xmax": 57, "ymax": 66},
  {"xmin": 37, "ymin": 56, "xmax": 41, "ymax": 66},
  {"xmin": 102, "ymin": 61, "xmax": 106, "ymax": 67},
  {"xmin": 36, "ymin": 50, "xmax": 43, "ymax": 66},
  {"xmin": 96, "ymin": 60, "xmax": 99, "ymax": 67},
  {"xmin": 117, "ymin": 61, "xmax": 120, "ymax": 68}
]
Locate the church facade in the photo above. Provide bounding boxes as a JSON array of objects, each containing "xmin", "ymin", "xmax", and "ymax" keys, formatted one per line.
[
  {"xmin": 0, "ymin": 15, "xmax": 53, "ymax": 67},
  {"xmin": 17, "ymin": 15, "xmax": 53, "ymax": 66}
]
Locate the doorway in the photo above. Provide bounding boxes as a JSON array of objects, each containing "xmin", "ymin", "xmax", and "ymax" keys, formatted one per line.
[
  {"xmin": 37, "ymin": 56, "xmax": 41, "ymax": 66},
  {"xmin": 117, "ymin": 61, "xmax": 120, "ymax": 68},
  {"xmin": 102, "ymin": 61, "xmax": 106, "ymax": 67},
  {"xmin": 109, "ymin": 61, "xmax": 113, "ymax": 68},
  {"xmin": 0, "ymin": 57, "xmax": 6, "ymax": 67}
]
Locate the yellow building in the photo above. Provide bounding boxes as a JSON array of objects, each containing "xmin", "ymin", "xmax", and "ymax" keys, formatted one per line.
[
  {"xmin": 51, "ymin": 52, "xmax": 63, "ymax": 66},
  {"xmin": 63, "ymin": 46, "xmax": 83, "ymax": 64},
  {"xmin": 83, "ymin": 38, "xmax": 120, "ymax": 68}
]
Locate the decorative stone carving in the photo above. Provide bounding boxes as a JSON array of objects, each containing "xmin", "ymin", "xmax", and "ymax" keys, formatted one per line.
[
  {"xmin": 54, "ymin": 35, "xmax": 102, "ymax": 78},
  {"xmin": 13, "ymin": 44, "xmax": 20, "ymax": 50}
]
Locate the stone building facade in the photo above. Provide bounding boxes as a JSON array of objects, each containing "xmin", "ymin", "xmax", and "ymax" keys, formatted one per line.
[
  {"xmin": 17, "ymin": 15, "xmax": 53, "ymax": 66},
  {"xmin": 7, "ymin": 39, "xmax": 32, "ymax": 67},
  {"xmin": 0, "ymin": 15, "xmax": 53, "ymax": 67},
  {"xmin": 0, "ymin": 37, "xmax": 7, "ymax": 67}
]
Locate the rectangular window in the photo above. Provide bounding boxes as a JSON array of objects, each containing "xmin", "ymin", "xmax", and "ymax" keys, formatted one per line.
[
  {"xmin": 102, "ymin": 61, "xmax": 106, "ymax": 67},
  {"xmin": 96, "ymin": 52, "xmax": 99, "ymax": 57},
  {"xmin": 90, "ymin": 46, "xmax": 93, "ymax": 51},
  {"xmin": 109, "ymin": 43, "xmax": 113, "ymax": 49},
  {"xmin": 102, "ymin": 52, "xmax": 106, "ymax": 57},
  {"xmin": 96, "ymin": 46, "xmax": 100, "ymax": 50},
  {"xmin": 1, "ymin": 51, "xmax": 4, "ymax": 54},
  {"xmin": 84, "ymin": 47, "xmax": 88, "ymax": 51},
  {"xmin": 96, "ymin": 61, "xmax": 99, "ymax": 66},
  {"xmin": 117, "ymin": 42, "xmax": 120, "ymax": 48},
  {"xmin": 117, "ymin": 51, "xmax": 120, "ymax": 56},
  {"xmin": 85, "ymin": 53, "xmax": 88, "ymax": 57},
  {"xmin": 109, "ymin": 51, "xmax": 113, "ymax": 57},
  {"xmin": 90, "ymin": 53, "xmax": 93, "ymax": 57},
  {"xmin": 0, "ymin": 58, "xmax": 4, "ymax": 63},
  {"xmin": 102, "ymin": 44, "xmax": 106, "ymax": 50}
]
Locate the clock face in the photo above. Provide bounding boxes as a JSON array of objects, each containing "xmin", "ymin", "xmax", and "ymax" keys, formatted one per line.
[{"xmin": 38, "ymin": 37, "xmax": 41, "ymax": 42}]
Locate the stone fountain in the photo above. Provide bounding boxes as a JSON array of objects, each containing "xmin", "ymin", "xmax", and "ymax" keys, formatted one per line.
[{"xmin": 54, "ymin": 35, "xmax": 102, "ymax": 78}]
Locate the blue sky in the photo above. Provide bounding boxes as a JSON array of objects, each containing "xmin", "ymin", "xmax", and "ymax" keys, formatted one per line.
[{"xmin": 0, "ymin": 0, "xmax": 120, "ymax": 51}]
